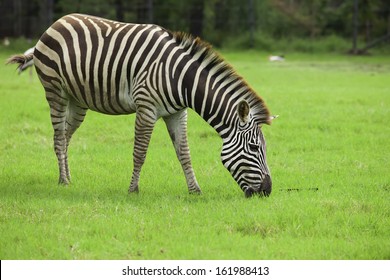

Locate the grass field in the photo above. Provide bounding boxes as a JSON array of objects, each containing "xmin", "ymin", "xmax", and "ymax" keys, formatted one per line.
[{"xmin": 0, "ymin": 48, "xmax": 389, "ymax": 260}]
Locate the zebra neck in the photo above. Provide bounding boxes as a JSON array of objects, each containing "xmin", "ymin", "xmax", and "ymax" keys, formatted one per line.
[
  {"xmin": 182, "ymin": 72, "xmax": 246, "ymax": 138},
  {"xmin": 171, "ymin": 31, "xmax": 270, "ymax": 137}
]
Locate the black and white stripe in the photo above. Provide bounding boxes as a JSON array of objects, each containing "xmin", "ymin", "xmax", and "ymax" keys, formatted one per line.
[{"xmin": 8, "ymin": 13, "xmax": 274, "ymax": 197}]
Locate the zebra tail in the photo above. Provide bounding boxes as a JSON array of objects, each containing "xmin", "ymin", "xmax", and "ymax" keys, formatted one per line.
[{"xmin": 6, "ymin": 53, "xmax": 34, "ymax": 74}]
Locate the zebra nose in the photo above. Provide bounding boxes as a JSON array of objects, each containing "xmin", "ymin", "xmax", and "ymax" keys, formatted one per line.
[
  {"xmin": 260, "ymin": 175, "xmax": 272, "ymax": 197},
  {"xmin": 244, "ymin": 175, "xmax": 272, "ymax": 198}
]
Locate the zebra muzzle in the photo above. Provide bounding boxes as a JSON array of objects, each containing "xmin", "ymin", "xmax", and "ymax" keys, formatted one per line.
[
  {"xmin": 244, "ymin": 175, "xmax": 272, "ymax": 198},
  {"xmin": 260, "ymin": 175, "xmax": 272, "ymax": 197}
]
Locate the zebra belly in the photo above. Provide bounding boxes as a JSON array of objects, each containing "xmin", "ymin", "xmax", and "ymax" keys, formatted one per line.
[{"xmin": 63, "ymin": 77, "xmax": 137, "ymax": 115}]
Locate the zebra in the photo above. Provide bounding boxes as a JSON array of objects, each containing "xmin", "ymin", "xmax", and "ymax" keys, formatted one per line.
[{"xmin": 7, "ymin": 13, "xmax": 276, "ymax": 197}]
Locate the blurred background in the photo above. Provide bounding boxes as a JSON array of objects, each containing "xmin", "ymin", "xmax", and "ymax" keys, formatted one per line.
[{"xmin": 0, "ymin": 0, "xmax": 389, "ymax": 53}]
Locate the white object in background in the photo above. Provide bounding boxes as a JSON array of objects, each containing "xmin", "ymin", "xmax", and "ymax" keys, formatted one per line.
[{"xmin": 268, "ymin": 55, "xmax": 285, "ymax": 62}]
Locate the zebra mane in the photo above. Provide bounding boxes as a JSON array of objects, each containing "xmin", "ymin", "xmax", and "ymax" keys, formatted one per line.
[{"xmin": 172, "ymin": 31, "xmax": 271, "ymax": 125}]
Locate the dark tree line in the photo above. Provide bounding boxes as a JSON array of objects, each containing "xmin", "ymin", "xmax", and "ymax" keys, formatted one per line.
[{"xmin": 1, "ymin": 0, "xmax": 389, "ymax": 49}]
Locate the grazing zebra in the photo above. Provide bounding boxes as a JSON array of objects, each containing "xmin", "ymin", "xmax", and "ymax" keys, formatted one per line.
[{"xmin": 7, "ymin": 13, "xmax": 276, "ymax": 197}]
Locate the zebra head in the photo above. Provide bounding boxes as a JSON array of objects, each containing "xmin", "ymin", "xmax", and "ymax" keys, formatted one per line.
[{"xmin": 221, "ymin": 100, "xmax": 272, "ymax": 198}]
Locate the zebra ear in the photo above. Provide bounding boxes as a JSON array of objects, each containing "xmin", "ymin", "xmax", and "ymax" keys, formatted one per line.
[{"xmin": 237, "ymin": 100, "xmax": 250, "ymax": 123}]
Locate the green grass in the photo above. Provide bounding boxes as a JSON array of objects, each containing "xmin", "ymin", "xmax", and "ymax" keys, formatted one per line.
[{"xmin": 0, "ymin": 49, "xmax": 389, "ymax": 260}]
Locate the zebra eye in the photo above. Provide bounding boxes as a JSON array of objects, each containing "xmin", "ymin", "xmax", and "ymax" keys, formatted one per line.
[{"xmin": 248, "ymin": 143, "xmax": 259, "ymax": 152}]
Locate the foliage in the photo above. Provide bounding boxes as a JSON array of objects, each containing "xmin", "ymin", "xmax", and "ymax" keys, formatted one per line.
[
  {"xmin": 222, "ymin": 33, "xmax": 353, "ymax": 53},
  {"xmin": 1, "ymin": 51, "xmax": 389, "ymax": 259},
  {"xmin": 1, "ymin": 0, "xmax": 389, "ymax": 51}
]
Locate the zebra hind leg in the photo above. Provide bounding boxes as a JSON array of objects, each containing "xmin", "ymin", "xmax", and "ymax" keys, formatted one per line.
[
  {"xmin": 64, "ymin": 100, "xmax": 88, "ymax": 182},
  {"xmin": 46, "ymin": 91, "xmax": 70, "ymax": 185},
  {"xmin": 163, "ymin": 110, "xmax": 202, "ymax": 194},
  {"xmin": 128, "ymin": 109, "xmax": 158, "ymax": 193}
]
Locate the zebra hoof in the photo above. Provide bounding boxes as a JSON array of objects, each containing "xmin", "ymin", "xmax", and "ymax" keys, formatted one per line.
[
  {"xmin": 128, "ymin": 188, "xmax": 139, "ymax": 194},
  {"xmin": 58, "ymin": 178, "xmax": 70, "ymax": 186},
  {"xmin": 189, "ymin": 189, "xmax": 202, "ymax": 195}
]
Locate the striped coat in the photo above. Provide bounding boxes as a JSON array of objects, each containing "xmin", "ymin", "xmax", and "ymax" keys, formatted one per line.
[{"xmin": 8, "ymin": 14, "xmax": 275, "ymax": 197}]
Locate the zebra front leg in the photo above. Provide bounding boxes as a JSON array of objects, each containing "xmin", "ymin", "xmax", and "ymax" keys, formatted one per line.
[
  {"xmin": 128, "ymin": 109, "xmax": 157, "ymax": 193},
  {"xmin": 163, "ymin": 110, "xmax": 202, "ymax": 194}
]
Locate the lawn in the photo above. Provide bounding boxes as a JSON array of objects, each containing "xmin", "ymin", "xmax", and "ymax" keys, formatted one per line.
[{"xmin": 0, "ymin": 48, "xmax": 389, "ymax": 259}]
